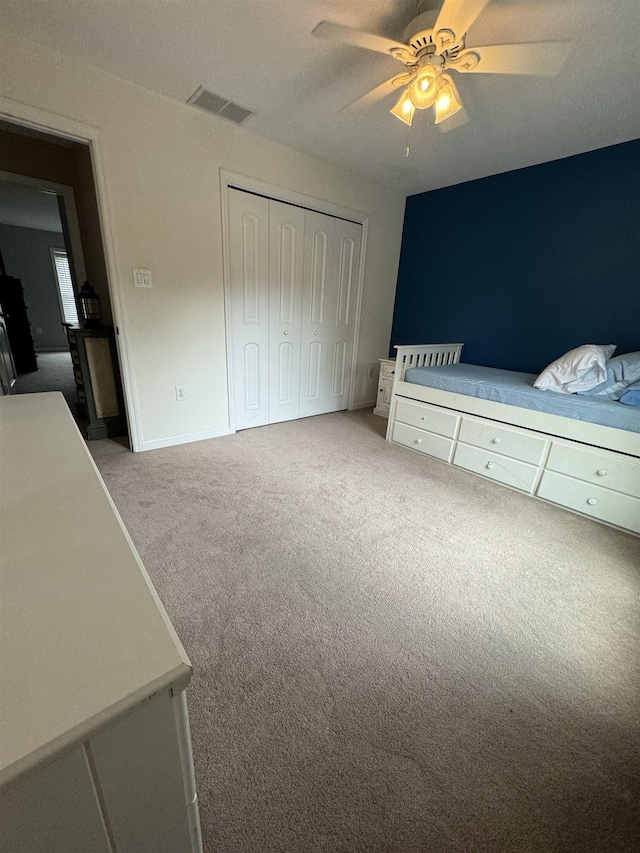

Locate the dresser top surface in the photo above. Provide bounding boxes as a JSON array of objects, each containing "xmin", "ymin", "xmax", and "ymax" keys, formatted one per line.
[{"xmin": 0, "ymin": 393, "xmax": 191, "ymax": 786}]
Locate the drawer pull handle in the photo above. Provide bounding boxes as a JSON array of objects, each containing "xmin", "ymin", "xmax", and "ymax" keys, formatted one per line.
[
  {"xmin": 587, "ymin": 498, "xmax": 597, "ymax": 506},
  {"xmin": 415, "ymin": 439, "xmax": 422, "ymax": 445},
  {"xmin": 284, "ymin": 330, "xmax": 288, "ymax": 335},
  {"xmin": 421, "ymin": 416, "xmax": 425, "ymax": 420},
  {"xmin": 491, "ymin": 438, "xmax": 500, "ymax": 444},
  {"xmin": 596, "ymin": 469, "xmax": 607, "ymax": 477},
  {"xmin": 486, "ymin": 462, "xmax": 494, "ymax": 470}
]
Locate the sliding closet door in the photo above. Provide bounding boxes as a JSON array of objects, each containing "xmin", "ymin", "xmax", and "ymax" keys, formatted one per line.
[
  {"xmin": 228, "ymin": 189, "xmax": 270, "ymax": 430},
  {"xmin": 326, "ymin": 218, "xmax": 361, "ymax": 413},
  {"xmin": 267, "ymin": 201, "xmax": 305, "ymax": 424}
]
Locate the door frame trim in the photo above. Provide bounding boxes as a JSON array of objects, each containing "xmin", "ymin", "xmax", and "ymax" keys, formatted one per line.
[
  {"xmin": 0, "ymin": 96, "xmax": 142, "ymax": 450},
  {"xmin": 220, "ymin": 169, "xmax": 369, "ymax": 434}
]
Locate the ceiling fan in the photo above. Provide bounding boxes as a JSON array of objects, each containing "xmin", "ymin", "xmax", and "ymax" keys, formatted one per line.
[{"xmin": 312, "ymin": 0, "xmax": 570, "ymax": 132}]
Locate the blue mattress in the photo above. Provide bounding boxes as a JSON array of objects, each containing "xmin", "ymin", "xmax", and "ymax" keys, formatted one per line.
[{"xmin": 403, "ymin": 363, "xmax": 640, "ymax": 434}]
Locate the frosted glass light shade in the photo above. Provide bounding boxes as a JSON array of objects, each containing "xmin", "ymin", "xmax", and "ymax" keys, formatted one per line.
[
  {"xmin": 435, "ymin": 75, "xmax": 462, "ymax": 124},
  {"xmin": 410, "ymin": 66, "xmax": 438, "ymax": 109},
  {"xmin": 390, "ymin": 89, "xmax": 415, "ymax": 126}
]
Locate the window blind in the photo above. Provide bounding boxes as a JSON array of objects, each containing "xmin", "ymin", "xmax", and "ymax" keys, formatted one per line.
[{"xmin": 52, "ymin": 250, "xmax": 80, "ymax": 325}]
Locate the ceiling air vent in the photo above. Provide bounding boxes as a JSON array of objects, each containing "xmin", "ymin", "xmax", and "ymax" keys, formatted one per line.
[{"xmin": 187, "ymin": 86, "xmax": 253, "ymax": 125}]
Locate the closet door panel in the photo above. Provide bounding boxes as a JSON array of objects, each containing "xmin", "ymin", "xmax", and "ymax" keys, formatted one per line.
[
  {"xmin": 268, "ymin": 201, "xmax": 304, "ymax": 423},
  {"xmin": 331, "ymin": 340, "xmax": 348, "ymax": 399},
  {"xmin": 325, "ymin": 219, "xmax": 362, "ymax": 412},
  {"xmin": 307, "ymin": 340, "xmax": 323, "ymax": 400},
  {"xmin": 299, "ymin": 211, "xmax": 335, "ymax": 418},
  {"xmin": 228, "ymin": 189, "xmax": 270, "ymax": 430},
  {"xmin": 228, "ymin": 190, "xmax": 363, "ymax": 429}
]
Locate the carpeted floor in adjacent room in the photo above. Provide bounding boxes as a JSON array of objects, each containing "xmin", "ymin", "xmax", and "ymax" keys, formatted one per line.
[
  {"xmin": 12, "ymin": 351, "xmax": 80, "ymax": 418},
  {"xmin": 91, "ymin": 409, "xmax": 640, "ymax": 853}
]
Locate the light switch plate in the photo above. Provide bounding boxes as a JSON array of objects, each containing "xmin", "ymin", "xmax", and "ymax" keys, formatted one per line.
[{"xmin": 133, "ymin": 268, "xmax": 153, "ymax": 288}]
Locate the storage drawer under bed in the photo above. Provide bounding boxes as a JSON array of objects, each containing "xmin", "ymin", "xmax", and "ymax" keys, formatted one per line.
[
  {"xmin": 458, "ymin": 417, "xmax": 547, "ymax": 465},
  {"xmin": 546, "ymin": 443, "xmax": 640, "ymax": 499},
  {"xmin": 392, "ymin": 421, "xmax": 454, "ymax": 462},
  {"xmin": 453, "ymin": 443, "xmax": 538, "ymax": 493},
  {"xmin": 537, "ymin": 471, "xmax": 640, "ymax": 534},
  {"xmin": 395, "ymin": 398, "xmax": 459, "ymax": 438}
]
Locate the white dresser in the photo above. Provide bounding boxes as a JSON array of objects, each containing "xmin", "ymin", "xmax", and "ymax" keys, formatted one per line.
[
  {"xmin": 0, "ymin": 393, "xmax": 203, "ymax": 852},
  {"xmin": 390, "ymin": 396, "xmax": 640, "ymax": 535}
]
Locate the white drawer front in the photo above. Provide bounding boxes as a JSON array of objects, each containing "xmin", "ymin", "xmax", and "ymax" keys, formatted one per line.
[
  {"xmin": 458, "ymin": 417, "xmax": 547, "ymax": 465},
  {"xmin": 380, "ymin": 361, "xmax": 396, "ymax": 380},
  {"xmin": 546, "ymin": 443, "xmax": 640, "ymax": 499},
  {"xmin": 454, "ymin": 443, "xmax": 538, "ymax": 493},
  {"xmin": 392, "ymin": 422, "xmax": 453, "ymax": 462},
  {"xmin": 538, "ymin": 471, "xmax": 640, "ymax": 534},
  {"xmin": 395, "ymin": 399, "xmax": 459, "ymax": 438}
]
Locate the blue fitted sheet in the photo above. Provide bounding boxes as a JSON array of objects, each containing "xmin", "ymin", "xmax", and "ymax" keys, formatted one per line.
[{"xmin": 403, "ymin": 363, "xmax": 640, "ymax": 434}]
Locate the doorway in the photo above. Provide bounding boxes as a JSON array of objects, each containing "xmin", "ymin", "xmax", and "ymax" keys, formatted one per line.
[
  {"xmin": 0, "ymin": 177, "xmax": 80, "ymax": 414},
  {"xmin": 0, "ymin": 120, "xmax": 129, "ymax": 445}
]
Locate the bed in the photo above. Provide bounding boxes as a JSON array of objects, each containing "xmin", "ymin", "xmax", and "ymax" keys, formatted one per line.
[{"xmin": 386, "ymin": 344, "xmax": 640, "ymax": 535}]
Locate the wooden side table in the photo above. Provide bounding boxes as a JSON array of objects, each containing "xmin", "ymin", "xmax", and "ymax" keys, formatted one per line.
[{"xmin": 66, "ymin": 325, "xmax": 127, "ymax": 439}]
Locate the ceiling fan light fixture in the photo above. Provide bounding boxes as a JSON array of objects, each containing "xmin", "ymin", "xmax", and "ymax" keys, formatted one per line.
[
  {"xmin": 409, "ymin": 65, "xmax": 439, "ymax": 109},
  {"xmin": 434, "ymin": 75, "xmax": 462, "ymax": 124},
  {"xmin": 313, "ymin": 0, "xmax": 571, "ymax": 135},
  {"xmin": 390, "ymin": 89, "xmax": 415, "ymax": 126}
]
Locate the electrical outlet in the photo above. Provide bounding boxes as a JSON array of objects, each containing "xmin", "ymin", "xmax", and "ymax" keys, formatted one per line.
[
  {"xmin": 175, "ymin": 385, "xmax": 186, "ymax": 401},
  {"xmin": 35, "ymin": 327, "xmax": 43, "ymax": 335},
  {"xmin": 368, "ymin": 365, "xmax": 375, "ymax": 380}
]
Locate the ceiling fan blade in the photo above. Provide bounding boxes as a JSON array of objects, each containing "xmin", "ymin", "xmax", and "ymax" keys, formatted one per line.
[
  {"xmin": 434, "ymin": 0, "xmax": 491, "ymax": 44},
  {"xmin": 312, "ymin": 21, "xmax": 413, "ymax": 61},
  {"xmin": 453, "ymin": 42, "xmax": 571, "ymax": 76},
  {"xmin": 341, "ymin": 73, "xmax": 415, "ymax": 113}
]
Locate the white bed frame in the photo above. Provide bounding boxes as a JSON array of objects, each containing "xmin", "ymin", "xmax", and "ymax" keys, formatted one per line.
[{"xmin": 386, "ymin": 344, "xmax": 640, "ymax": 535}]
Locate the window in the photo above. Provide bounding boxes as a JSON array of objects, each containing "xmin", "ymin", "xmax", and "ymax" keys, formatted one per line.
[{"xmin": 50, "ymin": 249, "xmax": 80, "ymax": 325}]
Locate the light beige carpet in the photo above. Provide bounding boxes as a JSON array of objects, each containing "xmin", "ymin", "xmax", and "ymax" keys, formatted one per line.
[{"xmin": 92, "ymin": 409, "xmax": 640, "ymax": 853}]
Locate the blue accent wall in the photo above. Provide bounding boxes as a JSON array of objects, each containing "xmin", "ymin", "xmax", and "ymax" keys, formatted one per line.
[{"xmin": 390, "ymin": 139, "xmax": 640, "ymax": 374}]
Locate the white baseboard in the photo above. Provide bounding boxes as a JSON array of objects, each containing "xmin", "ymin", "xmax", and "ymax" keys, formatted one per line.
[
  {"xmin": 139, "ymin": 426, "xmax": 232, "ymax": 452},
  {"xmin": 349, "ymin": 400, "xmax": 376, "ymax": 411}
]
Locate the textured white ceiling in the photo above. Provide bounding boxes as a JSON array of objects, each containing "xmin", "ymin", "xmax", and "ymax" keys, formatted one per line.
[
  {"xmin": 0, "ymin": 181, "xmax": 63, "ymax": 233},
  {"xmin": 1, "ymin": 0, "xmax": 639, "ymax": 195}
]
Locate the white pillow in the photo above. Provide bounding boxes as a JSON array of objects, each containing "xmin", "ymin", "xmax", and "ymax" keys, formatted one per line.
[{"xmin": 533, "ymin": 344, "xmax": 617, "ymax": 394}]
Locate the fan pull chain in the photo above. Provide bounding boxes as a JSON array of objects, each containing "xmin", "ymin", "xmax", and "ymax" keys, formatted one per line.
[{"xmin": 405, "ymin": 123, "xmax": 411, "ymax": 158}]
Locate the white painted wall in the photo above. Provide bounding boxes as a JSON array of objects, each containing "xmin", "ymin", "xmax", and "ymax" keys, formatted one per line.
[{"xmin": 0, "ymin": 31, "xmax": 406, "ymax": 448}]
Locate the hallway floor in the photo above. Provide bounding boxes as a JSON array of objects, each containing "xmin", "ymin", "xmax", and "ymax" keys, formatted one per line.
[{"xmin": 12, "ymin": 351, "xmax": 82, "ymax": 428}]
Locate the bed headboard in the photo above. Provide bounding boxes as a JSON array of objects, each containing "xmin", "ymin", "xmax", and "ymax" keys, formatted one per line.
[{"xmin": 393, "ymin": 344, "xmax": 463, "ymax": 383}]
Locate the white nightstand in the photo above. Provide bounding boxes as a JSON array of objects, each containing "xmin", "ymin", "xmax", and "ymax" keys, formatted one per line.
[{"xmin": 373, "ymin": 358, "xmax": 396, "ymax": 418}]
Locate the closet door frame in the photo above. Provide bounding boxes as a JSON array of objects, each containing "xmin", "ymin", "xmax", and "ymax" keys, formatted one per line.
[{"xmin": 220, "ymin": 170, "xmax": 369, "ymax": 434}]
